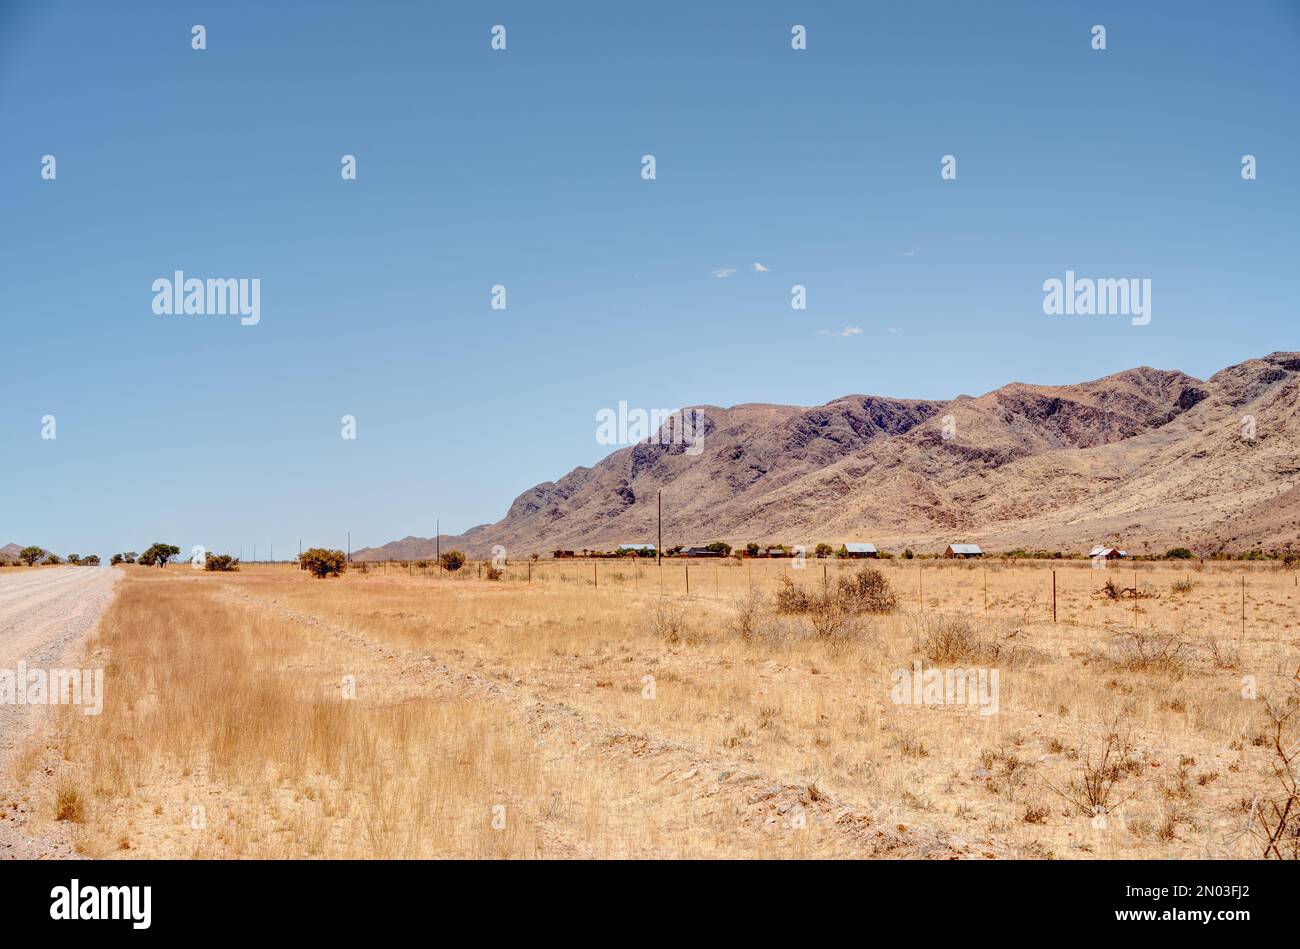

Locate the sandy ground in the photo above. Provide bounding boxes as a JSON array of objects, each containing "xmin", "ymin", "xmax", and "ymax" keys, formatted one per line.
[{"xmin": 0, "ymin": 567, "xmax": 120, "ymax": 858}]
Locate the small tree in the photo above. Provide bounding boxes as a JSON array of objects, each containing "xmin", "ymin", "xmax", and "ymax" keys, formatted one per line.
[
  {"xmin": 204, "ymin": 553, "xmax": 240, "ymax": 572},
  {"xmin": 139, "ymin": 543, "xmax": 180, "ymax": 568},
  {"xmin": 67, "ymin": 553, "xmax": 81, "ymax": 565},
  {"xmin": 815, "ymin": 543, "xmax": 834, "ymax": 558},
  {"xmin": 82, "ymin": 554, "xmax": 100, "ymax": 566},
  {"xmin": 123, "ymin": 551, "xmax": 138, "ymax": 564},
  {"xmin": 110, "ymin": 553, "xmax": 123, "ymax": 566},
  {"xmin": 1166, "ymin": 547, "xmax": 1194, "ymax": 560},
  {"xmin": 45, "ymin": 554, "xmax": 63, "ymax": 565},
  {"xmin": 745, "ymin": 543, "xmax": 760, "ymax": 557},
  {"xmin": 439, "ymin": 550, "xmax": 466, "ymax": 572},
  {"xmin": 19, "ymin": 546, "xmax": 43, "ymax": 566},
  {"xmin": 299, "ymin": 548, "xmax": 347, "ymax": 578}
]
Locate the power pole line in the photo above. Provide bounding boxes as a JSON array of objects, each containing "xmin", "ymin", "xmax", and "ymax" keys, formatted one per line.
[{"xmin": 657, "ymin": 491, "xmax": 662, "ymax": 565}]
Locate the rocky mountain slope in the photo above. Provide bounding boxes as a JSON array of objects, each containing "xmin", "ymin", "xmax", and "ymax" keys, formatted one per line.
[{"xmin": 354, "ymin": 353, "xmax": 1300, "ymax": 560}]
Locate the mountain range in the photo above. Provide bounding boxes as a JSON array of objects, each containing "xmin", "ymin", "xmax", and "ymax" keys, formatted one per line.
[{"xmin": 353, "ymin": 352, "xmax": 1300, "ymax": 561}]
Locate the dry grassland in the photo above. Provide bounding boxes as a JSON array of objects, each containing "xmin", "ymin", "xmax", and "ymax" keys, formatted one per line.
[{"xmin": 14, "ymin": 558, "xmax": 1300, "ymax": 859}]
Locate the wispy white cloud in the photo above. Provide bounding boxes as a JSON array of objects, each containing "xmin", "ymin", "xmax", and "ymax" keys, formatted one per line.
[
  {"xmin": 886, "ymin": 327, "xmax": 902, "ymax": 334},
  {"xmin": 752, "ymin": 262, "xmax": 771, "ymax": 272},
  {"xmin": 711, "ymin": 267, "xmax": 737, "ymax": 278},
  {"xmin": 817, "ymin": 326, "xmax": 863, "ymax": 338},
  {"xmin": 902, "ymin": 250, "xmax": 917, "ymax": 257}
]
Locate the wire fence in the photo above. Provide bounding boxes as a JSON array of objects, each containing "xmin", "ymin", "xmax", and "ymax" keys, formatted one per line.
[{"xmin": 275, "ymin": 555, "xmax": 1300, "ymax": 639}]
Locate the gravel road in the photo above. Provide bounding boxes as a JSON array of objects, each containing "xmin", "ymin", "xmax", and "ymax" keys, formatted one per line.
[{"xmin": 0, "ymin": 567, "xmax": 121, "ymax": 858}]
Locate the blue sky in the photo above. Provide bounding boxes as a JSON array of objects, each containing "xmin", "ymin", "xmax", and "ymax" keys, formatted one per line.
[{"xmin": 2, "ymin": 1, "xmax": 1297, "ymax": 558}]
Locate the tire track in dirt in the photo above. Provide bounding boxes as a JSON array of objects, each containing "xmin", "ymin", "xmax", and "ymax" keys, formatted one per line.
[{"xmin": 222, "ymin": 585, "xmax": 1013, "ymax": 858}]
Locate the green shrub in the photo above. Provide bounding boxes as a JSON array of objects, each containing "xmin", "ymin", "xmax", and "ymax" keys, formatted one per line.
[
  {"xmin": 439, "ymin": 550, "xmax": 466, "ymax": 572},
  {"xmin": 299, "ymin": 548, "xmax": 347, "ymax": 578},
  {"xmin": 204, "ymin": 553, "xmax": 240, "ymax": 572},
  {"xmin": 1166, "ymin": 548, "xmax": 1193, "ymax": 560}
]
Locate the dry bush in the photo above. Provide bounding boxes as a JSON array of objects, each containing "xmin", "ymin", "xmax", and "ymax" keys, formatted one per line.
[
  {"xmin": 1041, "ymin": 729, "xmax": 1144, "ymax": 817},
  {"xmin": 484, "ymin": 564, "xmax": 503, "ymax": 581},
  {"xmin": 774, "ymin": 566, "xmax": 896, "ymax": 630},
  {"xmin": 1204, "ymin": 636, "xmax": 1240, "ymax": 671},
  {"xmin": 773, "ymin": 575, "xmax": 812, "ymax": 614},
  {"xmin": 645, "ymin": 600, "xmax": 690, "ymax": 644},
  {"xmin": 1022, "ymin": 803, "xmax": 1050, "ymax": 824},
  {"xmin": 921, "ymin": 616, "xmax": 996, "ymax": 664},
  {"xmin": 834, "ymin": 566, "xmax": 897, "ymax": 614},
  {"xmin": 807, "ymin": 598, "xmax": 868, "ymax": 644},
  {"xmin": 1097, "ymin": 577, "xmax": 1159, "ymax": 598},
  {"xmin": 1108, "ymin": 629, "xmax": 1192, "ymax": 675},
  {"xmin": 916, "ymin": 615, "xmax": 1034, "ymax": 666},
  {"xmin": 1252, "ymin": 694, "xmax": 1300, "ymax": 859},
  {"xmin": 1170, "ymin": 577, "xmax": 1194, "ymax": 595},
  {"xmin": 729, "ymin": 589, "xmax": 773, "ymax": 643}
]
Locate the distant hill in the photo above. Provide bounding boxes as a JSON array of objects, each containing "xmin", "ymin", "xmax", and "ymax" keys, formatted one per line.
[
  {"xmin": 0, "ymin": 543, "xmax": 53, "ymax": 563},
  {"xmin": 352, "ymin": 352, "xmax": 1300, "ymax": 560}
]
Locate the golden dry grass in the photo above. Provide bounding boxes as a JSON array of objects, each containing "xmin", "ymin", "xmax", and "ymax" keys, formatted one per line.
[{"xmin": 19, "ymin": 557, "xmax": 1300, "ymax": 859}]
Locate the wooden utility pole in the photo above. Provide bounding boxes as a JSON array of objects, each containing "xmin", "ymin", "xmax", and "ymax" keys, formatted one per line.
[
  {"xmin": 1052, "ymin": 569, "xmax": 1057, "ymax": 623},
  {"xmin": 983, "ymin": 569, "xmax": 987, "ymax": 611},
  {"xmin": 685, "ymin": 564, "xmax": 690, "ymax": 597},
  {"xmin": 527, "ymin": 560, "xmax": 531, "ymax": 584},
  {"xmin": 657, "ymin": 491, "xmax": 662, "ymax": 565}
]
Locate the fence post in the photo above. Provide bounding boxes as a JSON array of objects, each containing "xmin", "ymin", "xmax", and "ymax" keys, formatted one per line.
[
  {"xmin": 1241, "ymin": 574, "xmax": 1246, "ymax": 642},
  {"xmin": 1052, "ymin": 569, "xmax": 1057, "ymax": 623},
  {"xmin": 685, "ymin": 564, "xmax": 690, "ymax": 597}
]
